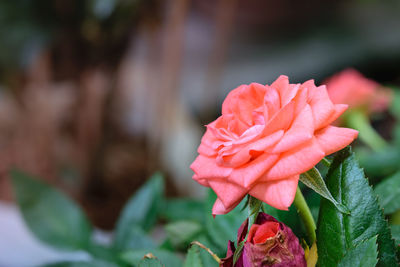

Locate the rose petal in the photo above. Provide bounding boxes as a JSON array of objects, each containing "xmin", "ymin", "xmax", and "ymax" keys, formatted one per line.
[
  {"xmin": 264, "ymin": 101, "xmax": 295, "ymax": 135},
  {"xmin": 250, "ymin": 222, "xmax": 280, "ymax": 244},
  {"xmin": 248, "ymin": 130, "xmax": 284, "ymax": 151},
  {"xmin": 270, "ymin": 104, "xmax": 314, "ymax": 153},
  {"xmin": 210, "ymin": 115, "xmax": 240, "ymax": 141},
  {"xmin": 315, "ymin": 126, "xmax": 358, "ymax": 155},
  {"xmin": 247, "ymin": 224, "xmax": 260, "ymax": 243},
  {"xmin": 235, "ymin": 83, "xmax": 267, "ymax": 124},
  {"xmin": 222, "ymin": 83, "xmax": 266, "ymax": 125},
  {"xmin": 228, "ymin": 153, "xmax": 280, "ymax": 188},
  {"xmin": 372, "ymin": 88, "xmax": 392, "ymax": 112},
  {"xmin": 235, "ymin": 124, "xmax": 265, "ymax": 145},
  {"xmin": 201, "ymin": 121, "xmax": 218, "ymax": 145},
  {"xmin": 307, "ymin": 84, "xmax": 336, "ymax": 129},
  {"xmin": 212, "ymin": 197, "xmax": 238, "ymax": 215},
  {"xmin": 263, "ymin": 86, "xmax": 280, "ymax": 120},
  {"xmin": 271, "ymin": 75, "xmax": 299, "ymax": 107},
  {"xmin": 191, "ymin": 155, "xmax": 232, "ymax": 181},
  {"xmin": 248, "ymin": 83, "xmax": 268, "ymax": 106},
  {"xmin": 263, "ymin": 137, "xmax": 325, "ymax": 180},
  {"xmin": 222, "ymin": 130, "xmax": 284, "ymax": 168},
  {"xmin": 208, "ymin": 180, "xmax": 247, "ymax": 209},
  {"xmin": 318, "ymin": 104, "xmax": 348, "ymax": 129},
  {"xmin": 198, "ymin": 143, "xmax": 216, "ymax": 157},
  {"xmin": 292, "ymin": 86, "xmax": 308, "ymax": 114},
  {"xmin": 249, "ymin": 175, "xmax": 299, "ymax": 210},
  {"xmin": 227, "ymin": 117, "xmax": 249, "ymax": 136},
  {"xmin": 197, "ymin": 128, "xmax": 218, "ymax": 157},
  {"xmin": 325, "ymin": 69, "xmax": 381, "ymax": 112},
  {"xmin": 193, "ymin": 176, "xmax": 210, "ymax": 187},
  {"xmin": 222, "ymin": 84, "xmax": 247, "ymax": 115}
]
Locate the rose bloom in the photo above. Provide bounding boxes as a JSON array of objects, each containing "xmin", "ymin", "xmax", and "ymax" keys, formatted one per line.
[
  {"xmin": 190, "ymin": 75, "xmax": 358, "ymax": 215},
  {"xmin": 220, "ymin": 213, "xmax": 306, "ymax": 267},
  {"xmin": 325, "ymin": 69, "xmax": 392, "ymax": 113}
]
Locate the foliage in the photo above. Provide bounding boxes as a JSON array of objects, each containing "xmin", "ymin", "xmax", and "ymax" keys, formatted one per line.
[
  {"xmin": 337, "ymin": 236, "xmax": 378, "ymax": 267},
  {"xmin": 114, "ymin": 173, "xmax": 163, "ymax": 250},
  {"xmin": 11, "ymin": 170, "xmax": 92, "ymax": 251},
  {"xmin": 11, "ymin": 146, "xmax": 400, "ymax": 266},
  {"xmin": 374, "ymin": 172, "xmax": 400, "ymax": 215},
  {"xmin": 11, "ymin": 170, "xmax": 244, "ymax": 266},
  {"xmin": 316, "ymin": 148, "xmax": 397, "ymax": 267},
  {"xmin": 183, "ymin": 246, "xmax": 203, "ymax": 267}
]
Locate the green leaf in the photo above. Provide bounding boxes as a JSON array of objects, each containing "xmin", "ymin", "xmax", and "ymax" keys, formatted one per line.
[
  {"xmin": 11, "ymin": 170, "xmax": 92, "ymax": 250},
  {"xmin": 121, "ymin": 249, "xmax": 182, "ymax": 267},
  {"xmin": 160, "ymin": 198, "xmax": 205, "ymax": 223},
  {"xmin": 391, "ymin": 225, "xmax": 400, "ymax": 246},
  {"xmin": 165, "ymin": 220, "xmax": 203, "ymax": 249},
  {"xmin": 41, "ymin": 259, "xmax": 118, "ymax": 267},
  {"xmin": 204, "ymin": 189, "xmax": 247, "ymax": 250},
  {"xmin": 138, "ymin": 257, "xmax": 163, "ymax": 267},
  {"xmin": 195, "ymin": 235, "xmax": 221, "ymax": 267},
  {"xmin": 114, "ymin": 173, "xmax": 164, "ymax": 250},
  {"xmin": 316, "ymin": 147, "xmax": 398, "ymax": 267},
  {"xmin": 337, "ymin": 236, "xmax": 378, "ymax": 267},
  {"xmin": 114, "ymin": 226, "xmax": 156, "ymax": 251},
  {"xmin": 300, "ymin": 167, "xmax": 349, "ymax": 214},
  {"xmin": 374, "ymin": 172, "xmax": 400, "ymax": 214},
  {"xmin": 184, "ymin": 245, "xmax": 204, "ymax": 267},
  {"xmin": 85, "ymin": 244, "xmax": 119, "ymax": 264}
]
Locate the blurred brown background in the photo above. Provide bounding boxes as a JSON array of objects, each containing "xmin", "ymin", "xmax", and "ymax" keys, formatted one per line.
[{"xmin": 0, "ymin": 0, "xmax": 400, "ymax": 230}]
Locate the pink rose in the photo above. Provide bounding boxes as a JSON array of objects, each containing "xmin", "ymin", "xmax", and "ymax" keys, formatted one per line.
[
  {"xmin": 220, "ymin": 213, "xmax": 306, "ymax": 267},
  {"xmin": 190, "ymin": 75, "xmax": 358, "ymax": 215},
  {"xmin": 325, "ymin": 69, "xmax": 392, "ymax": 113}
]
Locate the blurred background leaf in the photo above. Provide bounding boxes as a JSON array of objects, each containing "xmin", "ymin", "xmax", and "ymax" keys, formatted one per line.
[
  {"xmin": 11, "ymin": 169, "xmax": 92, "ymax": 251},
  {"xmin": 391, "ymin": 225, "xmax": 400, "ymax": 246},
  {"xmin": 159, "ymin": 198, "xmax": 205, "ymax": 223},
  {"xmin": 121, "ymin": 249, "xmax": 182, "ymax": 267},
  {"xmin": 42, "ymin": 259, "xmax": 119, "ymax": 267},
  {"xmin": 113, "ymin": 173, "xmax": 164, "ymax": 250},
  {"xmin": 374, "ymin": 172, "xmax": 400, "ymax": 215},
  {"xmin": 165, "ymin": 221, "xmax": 203, "ymax": 250},
  {"xmin": 183, "ymin": 245, "xmax": 203, "ymax": 267},
  {"xmin": 137, "ymin": 257, "xmax": 163, "ymax": 267},
  {"xmin": 204, "ymin": 189, "xmax": 247, "ymax": 253}
]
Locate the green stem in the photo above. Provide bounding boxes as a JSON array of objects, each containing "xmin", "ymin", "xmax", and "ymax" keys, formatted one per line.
[
  {"xmin": 248, "ymin": 195, "xmax": 262, "ymax": 230},
  {"xmin": 293, "ymin": 187, "xmax": 316, "ymax": 245},
  {"xmin": 233, "ymin": 195, "xmax": 262, "ymax": 264},
  {"xmin": 346, "ymin": 110, "xmax": 387, "ymax": 152}
]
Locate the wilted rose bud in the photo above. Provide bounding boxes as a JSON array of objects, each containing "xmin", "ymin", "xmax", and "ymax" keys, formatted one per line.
[{"xmin": 220, "ymin": 213, "xmax": 306, "ymax": 267}]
